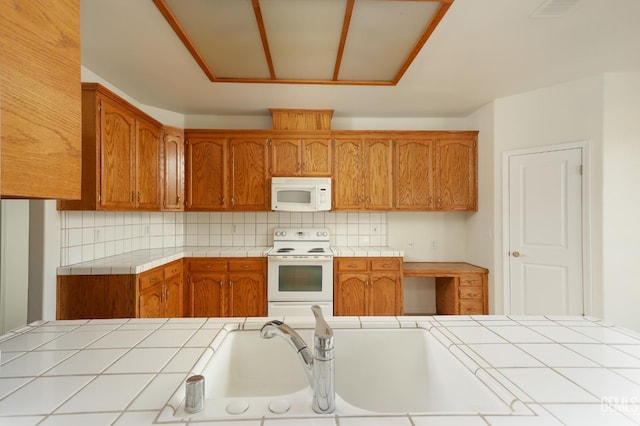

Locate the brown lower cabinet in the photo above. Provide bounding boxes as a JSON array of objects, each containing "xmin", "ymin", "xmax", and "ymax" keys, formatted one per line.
[
  {"xmin": 138, "ymin": 260, "xmax": 184, "ymax": 318},
  {"xmin": 57, "ymin": 259, "xmax": 183, "ymax": 320},
  {"xmin": 186, "ymin": 257, "xmax": 266, "ymax": 317},
  {"xmin": 334, "ymin": 257, "xmax": 403, "ymax": 316}
]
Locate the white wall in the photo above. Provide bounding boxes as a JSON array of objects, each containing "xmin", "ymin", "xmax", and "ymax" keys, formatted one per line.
[
  {"xmin": 601, "ymin": 73, "xmax": 640, "ymax": 330},
  {"xmin": 1, "ymin": 200, "xmax": 29, "ymax": 333},
  {"xmin": 465, "ymin": 102, "xmax": 497, "ymax": 312},
  {"xmin": 489, "ymin": 75, "xmax": 605, "ymax": 317}
]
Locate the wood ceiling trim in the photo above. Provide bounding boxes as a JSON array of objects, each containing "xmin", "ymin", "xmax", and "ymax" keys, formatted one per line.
[
  {"xmin": 152, "ymin": 0, "xmax": 217, "ymax": 82},
  {"xmin": 333, "ymin": 0, "xmax": 355, "ymax": 81},
  {"xmin": 391, "ymin": 0, "xmax": 454, "ymax": 85},
  {"xmin": 251, "ymin": 0, "xmax": 276, "ymax": 79}
]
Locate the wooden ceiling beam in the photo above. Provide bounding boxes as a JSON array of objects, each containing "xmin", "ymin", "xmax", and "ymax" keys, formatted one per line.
[
  {"xmin": 333, "ymin": 0, "xmax": 355, "ymax": 81},
  {"xmin": 392, "ymin": 0, "xmax": 453, "ymax": 85},
  {"xmin": 252, "ymin": 0, "xmax": 276, "ymax": 80},
  {"xmin": 152, "ymin": 0, "xmax": 217, "ymax": 82}
]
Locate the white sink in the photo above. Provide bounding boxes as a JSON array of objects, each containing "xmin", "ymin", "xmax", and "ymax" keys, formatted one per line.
[{"xmin": 177, "ymin": 326, "xmax": 517, "ymax": 419}]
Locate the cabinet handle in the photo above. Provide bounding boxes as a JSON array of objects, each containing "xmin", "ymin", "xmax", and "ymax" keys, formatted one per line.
[
  {"xmin": 149, "ymin": 278, "xmax": 157, "ymax": 283},
  {"xmin": 468, "ymin": 280, "xmax": 476, "ymax": 284},
  {"xmin": 382, "ymin": 264, "xmax": 390, "ymax": 268},
  {"xmin": 242, "ymin": 264, "xmax": 249, "ymax": 268},
  {"xmin": 204, "ymin": 264, "xmax": 212, "ymax": 268},
  {"xmin": 229, "ymin": 280, "xmax": 233, "ymax": 287},
  {"xmin": 137, "ymin": 192, "xmax": 141, "ymax": 202},
  {"xmin": 220, "ymin": 197, "xmax": 225, "ymax": 205},
  {"xmin": 177, "ymin": 194, "xmax": 181, "ymax": 202},
  {"xmin": 348, "ymin": 264, "xmax": 358, "ymax": 268},
  {"xmin": 219, "ymin": 280, "xmax": 223, "ymax": 288},
  {"xmin": 131, "ymin": 191, "xmax": 135, "ymax": 203},
  {"xmin": 171, "ymin": 269, "xmax": 177, "ymax": 274}
]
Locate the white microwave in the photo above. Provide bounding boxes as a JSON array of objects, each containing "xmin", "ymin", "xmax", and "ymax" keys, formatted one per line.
[{"xmin": 271, "ymin": 177, "xmax": 332, "ymax": 212}]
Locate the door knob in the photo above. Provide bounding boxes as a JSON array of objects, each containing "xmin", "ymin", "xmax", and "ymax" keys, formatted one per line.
[{"xmin": 512, "ymin": 251, "xmax": 522, "ymax": 257}]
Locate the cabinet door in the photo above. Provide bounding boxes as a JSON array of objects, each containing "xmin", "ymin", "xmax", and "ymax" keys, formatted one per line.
[
  {"xmin": 271, "ymin": 138, "xmax": 301, "ymax": 176},
  {"xmin": 186, "ymin": 137, "xmax": 227, "ymax": 210},
  {"xmin": 0, "ymin": 0, "xmax": 81, "ymax": 199},
  {"xmin": 363, "ymin": 139, "xmax": 394, "ymax": 210},
  {"xmin": 162, "ymin": 129, "xmax": 184, "ymax": 211},
  {"xmin": 333, "ymin": 139, "xmax": 363, "ymax": 210},
  {"xmin": 334, "ymin": 273, "xmax": 368, "ymax": 316},
  {"xmin": 165, "ymin": 273, "xmax": 183, "ymax": 318},
  {"xmin": 369, "ymin": 273, "xmax": 401, "ymax": 316},
  {"xmin": 135, "ymin": 118, "xmax": 161, "ymax": 210},
  {"xmin": 229, "ymin": 138, "xmax": 270, "ymax": 210},
  {"xmin": 302, "ymin": 139, "xmax": 332, "ymax": 176},
  {"xmin": 229, "ymin": 273, "xmax": 266, "ymax": 317},
  {"xmin": 139, "ymin": 269, "xmax": 164, "ymax": 318},
  {"xmin": 395, "ymin": 139, "xmax": 434, "ymax": 210},
  {"xmin": 100, "ymin": 97, "xmax": 136, "ymax": 209},
  {"xmin": 190, "ymin": 272, "xmax": 224, "ymax": 317},
  {"xmin": 434, "ymin": 138, "xmax": 477, "ymax": 211}
]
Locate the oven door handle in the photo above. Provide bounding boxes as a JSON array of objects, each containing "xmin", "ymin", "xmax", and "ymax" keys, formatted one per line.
[{"xmin": 268, "ymin": 256, "xmax": 333, "ymax": 262}]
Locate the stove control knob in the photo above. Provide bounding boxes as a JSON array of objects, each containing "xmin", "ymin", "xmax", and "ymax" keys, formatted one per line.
[
  {"xmin": 275, "ymin": 231, "xmax": 280, "ymax": 236},
  {"xmin": 281, "ymin": 231, "xmax": 287, "ymax": 237}
]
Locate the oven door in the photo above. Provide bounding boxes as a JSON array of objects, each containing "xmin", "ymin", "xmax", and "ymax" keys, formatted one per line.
[{"xmin": 267, "ymin": 256, "xmax": 333, "ymax": 302}]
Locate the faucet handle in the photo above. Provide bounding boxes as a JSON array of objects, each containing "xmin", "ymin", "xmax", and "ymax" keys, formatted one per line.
[{"xmin": 311, "ymin": 305, "xmax": 333, "ymax": 351}]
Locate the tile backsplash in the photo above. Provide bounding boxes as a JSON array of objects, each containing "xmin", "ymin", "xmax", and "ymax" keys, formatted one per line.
[{"xmin": 60, "ymin": 211, "xmax": 387, "ymax": 266}]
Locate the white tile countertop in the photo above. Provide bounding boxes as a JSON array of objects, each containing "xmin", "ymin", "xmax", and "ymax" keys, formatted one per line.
[
  {"xmin": 56, "ymin": 246, "xmax": 404, "ymax": 275},
  {"xmin": 1, "ymin": 315, "xmax": 640, "ymax": 425}
]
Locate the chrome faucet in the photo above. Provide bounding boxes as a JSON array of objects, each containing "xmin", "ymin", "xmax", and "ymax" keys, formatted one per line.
[{"xmin": 260, "ymin": 305, "xmax": 335, "ymax": 414}]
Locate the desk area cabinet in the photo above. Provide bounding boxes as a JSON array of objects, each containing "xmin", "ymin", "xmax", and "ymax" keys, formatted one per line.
[{"xmin": 403, "ymin": 262, "xmax": 488, "ymax": 315}]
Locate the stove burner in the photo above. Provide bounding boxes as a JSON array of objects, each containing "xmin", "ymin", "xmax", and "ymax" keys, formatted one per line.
[
  {"xmin": 276, "ymin": 248, "xmax": 294, "ymax": 253},
  {"xmin": 308, "ymin": 248, "xmax": 326, "ymax": 253}
]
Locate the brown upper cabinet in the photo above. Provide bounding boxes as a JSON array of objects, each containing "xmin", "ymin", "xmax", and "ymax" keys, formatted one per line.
[
  {"xmin": 395, "ymin": 139, "xmax": 435, "ymax": 210},
  {"xmin": 333, "ymin": 136, "xmax": 394, "ymax": 211},
  {"xmin": 1, "ymin": 0, "xmax": 81, "ymax": 199},
  {"xmin": 58, "ymin": 84, "xmax": 162, "ymax": 211},
  {"xmin": 229, "ymin": 137, "xmax": 270, "ymax": 210},
  {"xmin": 271, "ymin": 135, "xmax": 332, "ymax": 176},
  {"xmin": 185, "ymin": 135, "xmax": 228, "ymax": 210},
  {"xmin": 184, "ymin": 131, "xmax": 270, "ymax": 211},
  {"xmin": 334, "ymin": 131, "xmax": 478, "ymax": 212},
  {"xmin": 161, "ymin": 127, "xmax": 185, "ymax": 211},
  {"xmin": 434, "ymin": 136, "xmax": 478, "ymax": 211}
]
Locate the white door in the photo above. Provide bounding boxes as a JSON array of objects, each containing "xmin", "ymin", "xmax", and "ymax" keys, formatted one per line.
[{"xmin": 508, "ymin": 148, "xmax": 583, "ymax": 315}]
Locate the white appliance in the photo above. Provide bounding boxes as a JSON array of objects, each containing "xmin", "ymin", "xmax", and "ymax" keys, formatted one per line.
[
  {"xmin": 271, "ymin": 177, "xmax": 331, "ymax": 212},
  {"xmin": 267, "ymin": 227, "xmax": 333, "ymax": 317}
]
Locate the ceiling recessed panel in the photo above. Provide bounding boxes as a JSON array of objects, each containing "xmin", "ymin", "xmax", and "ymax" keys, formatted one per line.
[
  {"xmin": 260, "ymin": 0, "xmax": 347, "ymax": 80},
  {"xmin": 165, "ymin": 0, "xmax": 271, "ymax": 79},
  {"xmin": 156, "ymin": 0, "xmax": 450, "ymax": 84},
  {"xmin": 338, "ymin": 0, "xmax": 441, "ymax": 82}
]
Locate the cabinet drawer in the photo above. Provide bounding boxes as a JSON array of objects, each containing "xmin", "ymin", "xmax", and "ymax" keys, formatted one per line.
[
  {"xmin": 459, "ymin": 301, "xmax": 484, "ymax": 315},
  {"xmin": 228, "ymin": 258, "xmax": 264, "ymax": 272},
  {"xmin": 370, "ymin": 258, "xmax": 401, "ymax": 271},
  {"xmin": 459, "ymin": 286, "xmax": 483, "ymax": 300},
  {"xmin": 139, "ymin": 269, "xmax": 163, "ymax": 292},
  {"xmin": 189, "ymin": 259, "xmax": 227, "ymax": 272},
  {"xmin": 164, "ymin": 261, "xmax": 183, "ymax": 278},
  {"xmin": 335, "ymin": 258, "xmax": 368, "ymax": 271},
  {"xmin": 459, "ymin": 274, "xmax": 482, "ymax": 287}
]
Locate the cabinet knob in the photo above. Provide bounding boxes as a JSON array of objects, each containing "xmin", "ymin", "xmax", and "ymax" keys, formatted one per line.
[{"xmin": 512, "ymin": 251, "xmax": 522, "ymax": 258}]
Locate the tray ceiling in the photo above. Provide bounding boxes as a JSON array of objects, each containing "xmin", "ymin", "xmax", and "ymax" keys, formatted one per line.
[{"xmin": 153, "ymin": 0, "xmax": 452, "ymax": 85}]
